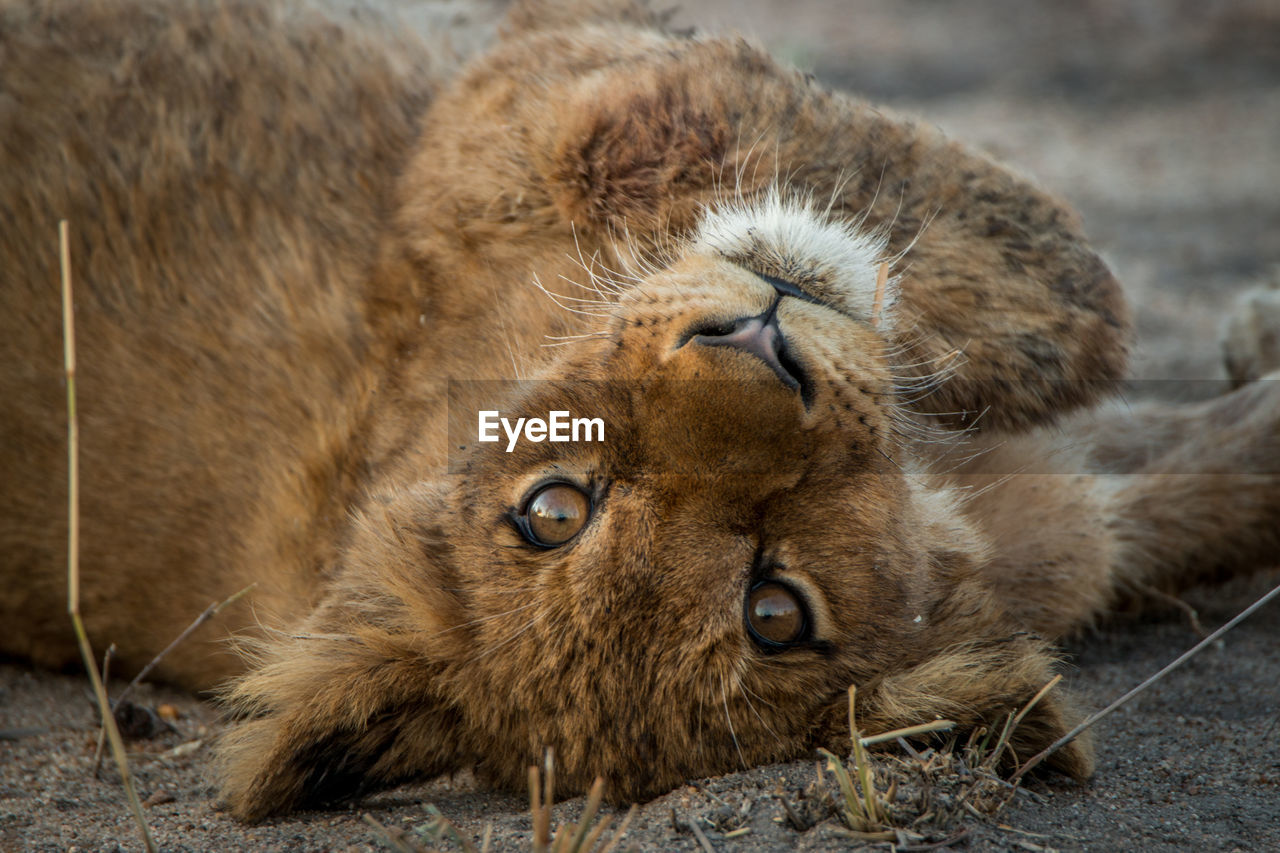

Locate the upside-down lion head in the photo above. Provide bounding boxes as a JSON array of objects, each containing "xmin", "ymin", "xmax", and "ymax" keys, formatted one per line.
[{"xmin": 217, "ymin": 188, "xmax": 1093, "ymax": 819}]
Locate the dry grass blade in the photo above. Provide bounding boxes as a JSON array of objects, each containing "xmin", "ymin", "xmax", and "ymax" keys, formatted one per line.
[
  {"xmin": 818, "ymin": 684, "xmax": 893, "ymax": 834},
  {"xmin": 686, "ymin": 819, "xmax": 715, "ymax": 853},
  {"xmin": 424, "ymin": 804, "xmax": 481, "ymax": 852},
  {"xmin": 897, "ymin": 828, "xmax": 971, "ymax": 850},
  {"xmin": 983, "ymin": 675, "xmax": 1062, "ymax": 771},
  {"xmin": 364, "ymin": 812, "xmax": 435, "ymax": 853},
  {"xmin": 849, "ymin": 685, "xmax": 885, "ymax": 826},
  {"xmin": 576, "ymin": 812, "xmax": 612, "ymax": 853},
  {"xmin": 522, "ymin": 752, "xmax": 634, "ymax": 853},
  {"xmin": 61, "ymin": 219, "xmax": 157, "ymax": 852},
  {"xmin": 817, "ymin": 748, "xmax": 863, "ymax": 826},
  {"xmin": 596, "ymin": 805, "xmax": 637, "ymax": 853},
  {"xmin": 543, "ymin": 748, "xmax": 556, "ymax": 846},
  {"xmin": 557, "ymin": 777, "xmax": 604, "ymax": 853},
  {"xmin": 859, "ymin": 719, "xmax": 956, "ymax": 747},
  {"xmin": 530, "ymin": 764, "xmax": 548, "ymax": 852},
  {"xmin": 871, "ymin": 261, "xmax": 889, "ymax": 327},
  {"xmin": 367, "ymin": 805, "xmax": 484, "ymax": 853}
]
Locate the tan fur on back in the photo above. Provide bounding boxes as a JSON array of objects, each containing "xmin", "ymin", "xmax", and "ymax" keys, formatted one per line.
[{"xmin": 3, "ymin": 0, "xmax": 1278, "ymax": 823}]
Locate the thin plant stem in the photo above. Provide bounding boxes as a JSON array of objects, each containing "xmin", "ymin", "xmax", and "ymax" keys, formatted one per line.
[{"xmin": 61, "ymin": 220, "xmax": 157, "ymax": 853}]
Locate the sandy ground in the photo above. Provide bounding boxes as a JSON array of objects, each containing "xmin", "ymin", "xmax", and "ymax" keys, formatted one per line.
[{"xmin": 3, "ymin": 1, "xmax": 1279, "ymax": 850}]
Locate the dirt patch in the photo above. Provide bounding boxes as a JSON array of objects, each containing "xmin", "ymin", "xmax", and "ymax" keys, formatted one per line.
[{"xmin": 3, "ymin": 1, "xmax": 1279, "ymax": 850}]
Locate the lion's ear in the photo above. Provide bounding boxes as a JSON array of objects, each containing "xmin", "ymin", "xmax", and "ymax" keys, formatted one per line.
[
  {"xmin": 545, "ymin": 70, "xmax": 736, "ymax": 239},
  {"xmin": 215, "ymin": 487, "xmax": 473, "ymax": 822}
]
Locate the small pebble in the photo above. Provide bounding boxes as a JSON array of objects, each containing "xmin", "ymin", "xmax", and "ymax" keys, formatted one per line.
[{"xmin": 144, "ymin": 790, "xmax": 176, "ymax": 807}]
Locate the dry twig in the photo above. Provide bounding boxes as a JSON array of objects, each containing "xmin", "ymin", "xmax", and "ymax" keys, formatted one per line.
[
  {"xmin": 1013, "ymin": 581, "xmax": 1280, "ymax": 781},
  {"xmin": 90, "ymin": 644, "xmax": 117, "ymax": 776},
  {"xmin": 114, "ymin": 582, "xmax": 256, "ymax": 710},
  {"xmin": 1135, "ymin": 582, "xmax": 1207, "ymax": 637}
]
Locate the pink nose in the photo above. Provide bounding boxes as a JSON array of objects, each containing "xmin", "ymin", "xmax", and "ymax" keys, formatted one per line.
[{"xmin": 691, "ymin": 310, "xmax": 804, "ymax": 393}]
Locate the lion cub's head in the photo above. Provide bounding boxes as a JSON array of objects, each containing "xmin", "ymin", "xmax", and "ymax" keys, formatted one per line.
[{"xmin": 216, "ymin": 191, "xmax": 1089, "ymax": 820}]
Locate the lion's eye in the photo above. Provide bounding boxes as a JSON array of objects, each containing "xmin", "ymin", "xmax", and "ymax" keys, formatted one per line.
[
  {"xmin": 745, "ymin": 581, "xmax": 809, "ymax": 649},
  {"xmin": 522, "ymin": 483, "xmax": 591, "ymax": 547}
]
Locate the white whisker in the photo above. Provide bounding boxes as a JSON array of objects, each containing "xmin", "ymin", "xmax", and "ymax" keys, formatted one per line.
[{"xmin": 720, "ymin": 672, "xmax": 747, "ymax": 770}]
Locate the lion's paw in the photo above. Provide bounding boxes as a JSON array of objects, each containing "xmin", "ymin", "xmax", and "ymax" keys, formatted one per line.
[{"xmin": 1222, "ymin": 270, "xmax": 1280, "ymax": 386}]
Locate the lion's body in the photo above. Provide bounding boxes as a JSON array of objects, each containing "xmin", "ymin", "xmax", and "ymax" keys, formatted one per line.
[
  {"xmin": 2, "ymin": 0, "xmax": 1278, "ymax": 822},
  {"xmin": 0, "ymin": 0, "xmax": 446, "ymax": 683}
]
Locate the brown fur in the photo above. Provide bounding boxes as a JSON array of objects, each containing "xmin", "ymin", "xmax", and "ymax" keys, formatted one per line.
[{"xmin": 2, "ymin": 0, "xmax": 1277, "ymax": 823}]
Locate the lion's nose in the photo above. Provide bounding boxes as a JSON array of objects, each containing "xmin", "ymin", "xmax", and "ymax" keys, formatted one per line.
[{"xmin": 690, "ymin": 306, "xmax": 805, "ymax": 393}]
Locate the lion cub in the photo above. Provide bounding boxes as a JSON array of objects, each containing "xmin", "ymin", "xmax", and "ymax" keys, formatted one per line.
[{"xmin": 1, "ymin": 0, "xmax": 1277, "ymax": 822}]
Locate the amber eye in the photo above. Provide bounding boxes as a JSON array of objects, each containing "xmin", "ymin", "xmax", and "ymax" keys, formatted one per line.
[
  {"xmin": 745, "ymin": 581, "xmax": 809, "ymax": 649},
  {"xmin": 521, "ymin": 483, "xmax": 591, "ymax": 547}
]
